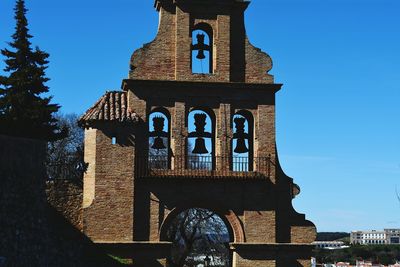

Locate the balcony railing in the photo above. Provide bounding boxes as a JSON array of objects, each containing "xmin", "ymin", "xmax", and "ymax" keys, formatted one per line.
[{"xmin": 136, "ymin": 155, "xmax": 273, "ymax": 179}]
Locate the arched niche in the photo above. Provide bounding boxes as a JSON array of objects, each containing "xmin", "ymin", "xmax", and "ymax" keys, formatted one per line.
[
  {"xmin": 187, "ymin": 108, "xmax": 215, "ymax": 170},
  {"xmin": 148, "ymin": 107, "xmax": 171, "ymax": 169},
  {"xmin": 232, "ymin": 110, "xmax": 254, "ymax": 172},
  {"xmin": 159, "ymin": 207, "xmax": 245, "ymax": 244},
  {"xmin": 191, "ymin": 23, "xmax": 213, "ymax": 74}
]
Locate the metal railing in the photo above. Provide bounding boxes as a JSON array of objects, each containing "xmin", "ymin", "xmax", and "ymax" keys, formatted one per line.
[{"xmin": 136, "ymin": 155, "xmax": 273, "ymax": 179}]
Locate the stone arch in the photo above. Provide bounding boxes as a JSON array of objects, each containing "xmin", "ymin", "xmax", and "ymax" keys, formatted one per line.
[{"xmin": 159, "ymin": 207, "xmax": 245, "ymax": 243}]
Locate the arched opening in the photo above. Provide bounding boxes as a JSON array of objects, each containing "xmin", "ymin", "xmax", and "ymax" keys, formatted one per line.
[
  {"xmin": 164, "ymin": 208, "xmax": 231, "ymax": 267},
  {"xmin": 148, "ymin": 108, "xmax": 170, "ymax": 169},
  {"xmin": 187, "ymin": 108, "xmax": 215, "ymax": 170},
  {"xmin": 232, "ymin": 110, "xmax": 253, "ymax": 172},
  {"xmin": 191, "ymin": 23, "xmax": 213, "ymax": 74}
]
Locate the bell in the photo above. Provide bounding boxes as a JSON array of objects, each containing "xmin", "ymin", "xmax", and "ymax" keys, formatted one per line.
[
  {"xmin": 234, "ymin": 138, "xmax": 249, "ymax": 154},
  {"xmin": 151, "ymin": 137, "xmax": 166, "ymax": 150},
  {"xmin": 196, "ymin": 49, "xmax": 205, "ymax": 60},
  {"xmin": 192, "ymin": 138, "xmax": 208, "ymax": 154}
]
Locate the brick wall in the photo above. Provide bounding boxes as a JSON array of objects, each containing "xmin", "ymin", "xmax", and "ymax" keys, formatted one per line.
[
  {"xmin": 81, "ymin": 0, "xmax": 316, "ymax": 265},
  {"xmin": 83, "ymin": 125, "xmax": 136, "ymax": 242},
  {"xmin": 46, "ymin": 179, "xmax": 83, "ymax": 230},
  {"xmin": 129, "ymin": 1, "xmax": 274, "ymax": 84}
]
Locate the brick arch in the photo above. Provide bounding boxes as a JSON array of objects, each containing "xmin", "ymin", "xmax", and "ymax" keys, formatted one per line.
[
  {"xmin": 191, "ymin": 22, "xmax": 214, "ymax": 74},
  {"xmin": 159, "ymin": 207, "xmax": 245, "ymax": 243}
]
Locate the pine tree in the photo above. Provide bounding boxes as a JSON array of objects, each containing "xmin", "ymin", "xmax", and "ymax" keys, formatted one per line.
[{"xmin": 0, "ymin": 0, "xmax": 66, "ymax": 141}]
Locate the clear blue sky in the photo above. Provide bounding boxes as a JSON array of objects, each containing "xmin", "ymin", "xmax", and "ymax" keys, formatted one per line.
[{"xmin": 1, "ymin": 0, "xmax": 399, "ymax": 232}]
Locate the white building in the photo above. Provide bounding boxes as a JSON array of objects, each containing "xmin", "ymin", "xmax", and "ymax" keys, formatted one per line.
[
  {"xmin": 351, "ymin": 230, "xmax": 386, "ymax": 245},
  {"xmin": 313, "ymin": 241, "xmax": 347, "ymax": 249},
  {"xmin": 351, "ymin": 229, "xmax": 400, "ymax": 245},
  {"xmin": 384, "ymin": 229, "xmax": 400, "ymax": 244}
]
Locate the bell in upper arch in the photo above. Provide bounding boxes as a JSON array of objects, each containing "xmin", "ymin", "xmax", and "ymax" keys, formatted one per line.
[
  {"xmin": 192, "ymin": 137, "xmax": 208, "ymax": 154},
  {"xmin": 234, "ymin": 138, "xmax": 249, "ymax": 154},
  {"xmin": 196, "ymin": 49, "xmax": 206, "ymax": 60},
  {"xmin": 194, "ymin": 33, "xmax": 207, "ymax": 60},
  {"xmin": 151, "ymin": 137, "xmax": 166, "ymax": 150}
]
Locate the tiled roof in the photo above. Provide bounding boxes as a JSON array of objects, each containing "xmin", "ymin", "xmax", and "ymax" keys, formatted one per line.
[{"xmin": 79, "ymin": 91, "xmax": 139, "ymax": 127}]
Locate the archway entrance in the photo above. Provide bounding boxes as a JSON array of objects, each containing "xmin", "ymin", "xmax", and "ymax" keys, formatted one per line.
[{"xmin": 164, "ymin": 208, "xmax": 231, "ymax": 267}]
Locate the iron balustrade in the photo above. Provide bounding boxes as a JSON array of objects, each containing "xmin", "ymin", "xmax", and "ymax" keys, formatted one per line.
[{"xmin": 136, "ymin": 155, "xmax": 273, "ymax": 179}]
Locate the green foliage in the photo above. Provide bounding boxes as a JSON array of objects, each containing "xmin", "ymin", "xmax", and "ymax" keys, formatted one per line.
[
  {"xmin": 0, "ymin": 0, "xmax": 66, "ymax": 141},
  {"xmin": 317, "ymin": 232, "xmax": 350, "ymax": 241},
  {"xmin": 314, "ymin": 245, "xmax": 400, "ymax": 265},
  {"xmin": 107, "ymin": 255, "xmax": 132, "ymax": 265}
]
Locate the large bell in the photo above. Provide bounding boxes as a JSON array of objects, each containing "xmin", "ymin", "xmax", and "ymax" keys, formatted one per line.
[
  {"xmin": 234, "ymin": 138, "xmax": 249, "ymax": 154},
  {"xmin": 192, "ymin": 138, "xmax": 208, "ymax": 154},
  {"xmin": 151, "ymin": 137, "xmax": 166, "ymax": 150},
  {"xmin": 195, "ymin": 33, "xmax": 207, "ymax": 60},
  {"xmin": 196, "ymin": 49, "xmax": 205, "ymax": 60}
]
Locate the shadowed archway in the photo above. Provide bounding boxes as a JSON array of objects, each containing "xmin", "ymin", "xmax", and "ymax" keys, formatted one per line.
[{"xmin": 159, "ymin": 208, "xmax": 245, "ymax": 267}]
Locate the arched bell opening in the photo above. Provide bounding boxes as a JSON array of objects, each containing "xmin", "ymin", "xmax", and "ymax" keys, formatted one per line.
[
  {"xmin": 231, "ymin": 110, "xmax": 254, "ymax": 172},
  {"xmin": 187, "ymin": 108, "xmax": 215, "ymax": 171},
  {"xmin": 148, "ymin": 108, "xmax": 171, "ymax": 169},
  {"xmin": 191, "ymin": 23, "xmax": 213, "ymax": 74},
  {"xmin": 161, "ymin": 208, "xmax": 233, "ymax": 267}
]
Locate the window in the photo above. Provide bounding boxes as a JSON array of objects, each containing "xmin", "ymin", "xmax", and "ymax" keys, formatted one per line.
[
  {"xmin": 111, "ymin": 136, "xmax": 117, "ymax": 145},
  {"xmin": 191, "ymin": 24, "xmax": 213, "ymax": 74},
  {"xmin": 187, "ymin": 109, "xmax": 214, "ymax": 170},
  {"xmin": 148, "ymin": 109, "xmax": 170, "ymax": 169},
  {"xmin": 232, "ymin": 111, "xmax": 253, "ymax": 171}
]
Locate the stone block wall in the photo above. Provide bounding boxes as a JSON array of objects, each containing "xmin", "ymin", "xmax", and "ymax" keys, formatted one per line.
[
  {"xmin": 0, "ymin": 135, "xmax": 129, "ymax": 266},
  {"xmin": 0, "ymin": 135, "xmax": 49, "ymax": 266}
]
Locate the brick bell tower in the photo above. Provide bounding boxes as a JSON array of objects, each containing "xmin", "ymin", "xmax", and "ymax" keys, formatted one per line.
[{"xmin": 79, "ymin": 0, "xmax": 316, "ymax": 266}]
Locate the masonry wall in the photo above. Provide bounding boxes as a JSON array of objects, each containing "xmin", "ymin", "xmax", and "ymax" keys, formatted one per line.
[
  {"xmin": 83, "ymin": 125, "xmax": 136, "ymax": 242},
  {"xmin": 0, "ymin": 135, "xmax": 131, "ymax": 266},
  {"xmin": 0, "ymin": 135, "xmax": 49, "ymax": 266},
  {"xmin": 129, "ymin": 3, "xmax": 274, "ymax": 84},
  {"xmin": 46, "ymin": 179, "xmax": 83, "ymax": 230}
]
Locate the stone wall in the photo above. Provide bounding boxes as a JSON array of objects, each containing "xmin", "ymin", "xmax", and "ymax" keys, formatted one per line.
[
  {"xmin": 46, "ymin": 179, "xmax": 83, "ymax": 231},
  {"xmin": 0, "ymin": 135, "xmax": 50, "ymax": 266},
  {"xmin": 0, "ymin": 135, "xmax": 129, "ymax": 266}
]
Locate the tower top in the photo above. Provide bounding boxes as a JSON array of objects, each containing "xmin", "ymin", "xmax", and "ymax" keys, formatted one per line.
[
  {"xmin": 130, "ymin": 0, "xmax": 273, "ymax": 84},
  {"xmin": 154, "ymin": 0, "xmax": 250, "ymax": 11}
]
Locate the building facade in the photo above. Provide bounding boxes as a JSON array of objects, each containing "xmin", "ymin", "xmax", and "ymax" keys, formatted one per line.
[
  {"xmin": 351, "ymin": 229, "xmax": 400, "ymax": 245},
  {"xmin": 312, "ymin": 241, "xmax": 347, "ymax": 249},
  {"xmin": 79, "ymin": 0, "xmax": 316, "ymax": 266}
]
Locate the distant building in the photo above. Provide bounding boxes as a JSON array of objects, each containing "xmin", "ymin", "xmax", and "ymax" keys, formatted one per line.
[
  {"xmin": 351, "ymin": 229, "xmax": 400, "ymax": 245},
  {"xmin": 384, "ymin": 229, "xmax": 400, "ymax": 244},
  {"xmin": 351, "ymin": 230, "xmax": 386, "ymax": 245},
  {"xmin": 313, "ymin": 241, "xmax": 347, "ymax": 249},
  {"xmin": 317, "ymin": 260, "xmax": 400, "ymax": 267}
]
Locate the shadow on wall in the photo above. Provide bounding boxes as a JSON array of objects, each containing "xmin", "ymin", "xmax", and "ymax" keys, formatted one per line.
[{"xmin": 0, "ymin": 135, "xmax": 126, "ymax": 267}]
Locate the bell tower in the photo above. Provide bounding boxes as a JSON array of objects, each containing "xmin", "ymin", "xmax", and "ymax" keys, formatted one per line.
[
  {"xmin": 130, "ymin": 0, "xmax": 273, "ymax": 84},
  {"xmin": 80, "ymin": 0, "xmax": 316, "ymax": 266}
]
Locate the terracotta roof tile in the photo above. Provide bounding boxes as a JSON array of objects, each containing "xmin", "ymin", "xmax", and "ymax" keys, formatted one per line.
[{"xmin": 79, "ymin": 91, "xmax": 139, "ymax": 127}]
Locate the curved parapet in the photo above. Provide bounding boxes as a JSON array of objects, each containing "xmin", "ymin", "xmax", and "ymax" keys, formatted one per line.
[
  {"xmin": 128, "ymin": 0, "xmax": 275, "ymax": 84},
  {"xmin": 245, "ymin": 38, "xmax": 274, "ymax": 83},
  {"xmin": 129, "ymin": 5, "xmax": 176, "ymax": 81},
  {"xmin": 275, "ymin": 147, "xmax": 317, "ymax": 244}
]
